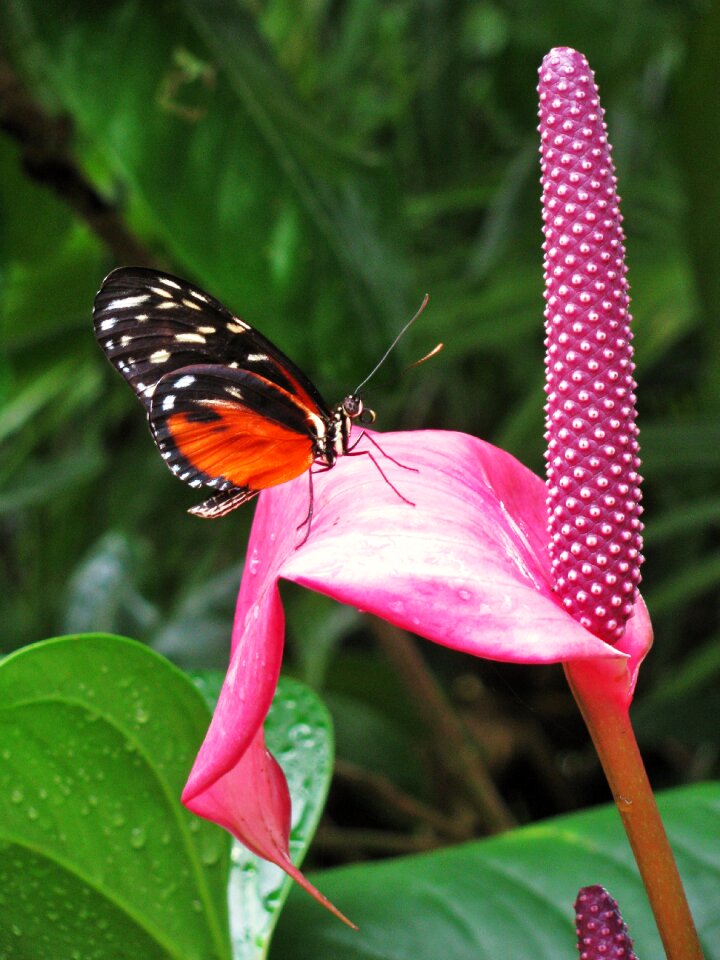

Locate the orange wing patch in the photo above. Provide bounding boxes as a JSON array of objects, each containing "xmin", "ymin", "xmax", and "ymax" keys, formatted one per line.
[{"xmin": 166, "ymin": 402, "xmax": 315, "ymax": 490}]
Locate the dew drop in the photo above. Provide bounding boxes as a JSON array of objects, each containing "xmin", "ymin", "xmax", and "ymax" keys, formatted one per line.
[
  {"xmin": 201, "ymin": 846, "xmax": 220, "ymax": 866},
  {"xmin": 129, "ymin": 826, "xmax": 147, "ymax": 850}
]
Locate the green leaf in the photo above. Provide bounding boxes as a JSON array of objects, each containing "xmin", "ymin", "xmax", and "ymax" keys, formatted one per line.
[
  {"xmin": 0, "ymin": 635, "xmax": 231, "ymax": 960},
  {"xmin": 179, "ymin": 0, "xmax": 412, "ymax": 326},
  {"xmin": 2, "ymin": 0, "xmax": 410, "ymax": 346},
  {"xmin": 272, "ymin": 782, "xmax": 720, "ymax": 960}
]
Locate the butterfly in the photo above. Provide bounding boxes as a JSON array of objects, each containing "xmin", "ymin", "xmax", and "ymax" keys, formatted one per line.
[{"xmin": 93, "ymin": 267, "xmax": 417, "ymax": 523}]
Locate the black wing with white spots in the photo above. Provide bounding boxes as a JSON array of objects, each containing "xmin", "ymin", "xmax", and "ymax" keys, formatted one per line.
[
  {"xmin": 92, "ymin": 267, "xmax": 340, "ymax": 519},
  {"xmin": 92, "ymin": 266, "xmax": 330, "ymax": 416}
]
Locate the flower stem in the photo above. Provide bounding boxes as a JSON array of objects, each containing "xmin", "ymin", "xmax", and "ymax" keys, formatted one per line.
[{"xmin": 564, "ymin": 660, "xmax": 704, "ymax": 960}]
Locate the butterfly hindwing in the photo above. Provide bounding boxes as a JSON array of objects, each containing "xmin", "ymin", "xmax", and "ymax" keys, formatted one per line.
[
  {"xmin": 93, "ymin": 267, "xmax": 330, "ymax": 417},
  {"xmin": 149, "ymin": 363, "xmax": 318, "ymax": 494}
]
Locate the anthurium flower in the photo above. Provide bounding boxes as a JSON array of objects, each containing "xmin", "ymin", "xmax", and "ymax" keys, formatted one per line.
[
  {"xmin": 182, "ymin": 427, "xmax": 652, "ymax": 911},
  {"xmin": 182, "ymin": 44, "xmax": 665, "ymax": 926}
]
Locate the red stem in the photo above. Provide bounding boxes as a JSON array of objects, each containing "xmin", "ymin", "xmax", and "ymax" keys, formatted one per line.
[{"xmin": 564, "ymin": 660, "xmax": 704, "ymax": 960}]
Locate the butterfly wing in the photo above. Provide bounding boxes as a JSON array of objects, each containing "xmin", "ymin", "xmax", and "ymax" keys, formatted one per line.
[
  {"xmin": 92, "ymin": 266, "xmax": 331, "ymax": 417},
  {"xmin": 149, "ymin": 363, "xmax": 319, "ymax": 494},
  {"xmin": 93, "ymin": 268, "xmax": 333, "ymax": 516}
]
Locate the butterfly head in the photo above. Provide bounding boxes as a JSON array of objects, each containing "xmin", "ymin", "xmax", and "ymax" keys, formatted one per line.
[
  {"xmin": 325, "ymin": 394, "xmax": 375, "ymax": 463},
  {"xmin": 340, "ymin": 394, "xmax": 376, "ymax": 425}
]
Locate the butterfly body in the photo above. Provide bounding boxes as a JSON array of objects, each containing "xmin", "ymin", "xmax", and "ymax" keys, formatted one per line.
[{"xmin": 93, "ymin": 267, "xmax": 370, "ymax": 518}]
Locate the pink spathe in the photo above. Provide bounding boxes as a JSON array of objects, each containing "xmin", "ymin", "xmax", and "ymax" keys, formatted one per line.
[{"xmin": 182, "ymin": 429, "xmax": 652, "ymax": 909}]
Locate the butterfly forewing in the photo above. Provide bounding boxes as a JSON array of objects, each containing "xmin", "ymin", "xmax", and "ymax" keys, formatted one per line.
[{"xmin": 93, "ymin": 267, "xmax": 330, "ymax": 417}]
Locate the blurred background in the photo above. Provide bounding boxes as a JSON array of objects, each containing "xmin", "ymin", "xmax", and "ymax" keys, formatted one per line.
[{"xmin": 1, "ymin": 0, "xmax": 718, "ymax": 864}]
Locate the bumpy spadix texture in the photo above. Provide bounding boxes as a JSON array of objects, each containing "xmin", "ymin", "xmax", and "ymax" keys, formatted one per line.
[
  {"xmin": 575, "ymin": 885, "xmax": 638, "ymax": 960},
  {"xmin": 539, "ymin": 48, "xmax": 643, "ymax": 643}
]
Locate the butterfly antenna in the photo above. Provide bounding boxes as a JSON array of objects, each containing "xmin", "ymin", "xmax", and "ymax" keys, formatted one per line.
[{"xmin": 354, "ymin": 294, "xmax": 430, "ymax": 395}]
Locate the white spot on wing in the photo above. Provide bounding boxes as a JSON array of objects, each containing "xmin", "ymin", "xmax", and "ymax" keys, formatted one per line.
[
  {"xmin": 246, "ymin": 353, "xmax": 268, "ymax": 363},
  {"xmin": 159, "ymin": 277, "xmax": 181, "ymax": 289},
  {"xmin": 100, "ymin": 317, "xmax": 117, "ymax": 331},
  {"xmin": 120, "ymin": 335, "xmax": 131, "ymax": 347},
  {"xmin": 175, "ymin": 375, "xmax": 196, "ymax": 388},
  {"xmin": 182, "ymin": 299, "xmax": 202, "ymax": 311},
  {"xmin": 150, "ymin": 286, "xmax": 173, "ymax": 298},
  {"xmin": 197, "ymin": 326, "xmax": 216, "ymax": 334},
  {"xmin": 162, "ymin": 394, "xmax": 176, "ymax": 411},
  {"xmin": 224, "ymin": 385, "xmax": 244, "ymax": 400},
  {"xmin": 175, "ymin": 332, "xmax": 206, "ymax": 344},
  {"xmin": 108, "ymin": 295, "xmax": 149, "ymax": 310},
  {"xmin": 150, "ymin": 349, "xmax": 171, "ymax": 364},
  {"xmin": 226, "ymin": 321, "xmax": 247, "ymax": 334},
  {"xmin": 190, "ymin": 290, "xmax": 210, "ymax": 303}
]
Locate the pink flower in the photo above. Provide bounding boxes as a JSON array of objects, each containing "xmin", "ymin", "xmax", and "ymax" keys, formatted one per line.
[{"xmin": 182, "ymin": 429, "xmax": 651, "ymax": 911}]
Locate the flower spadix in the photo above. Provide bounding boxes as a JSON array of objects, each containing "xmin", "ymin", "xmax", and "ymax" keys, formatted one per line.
[{"xmin": 540, "ymin": 46, "xmax": 644, "ymax": 645}]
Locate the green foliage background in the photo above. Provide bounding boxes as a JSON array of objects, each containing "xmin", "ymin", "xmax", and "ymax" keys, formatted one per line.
[{"xmin": 2, "ymin": 0, "xmax": 719, "ymax": 858}]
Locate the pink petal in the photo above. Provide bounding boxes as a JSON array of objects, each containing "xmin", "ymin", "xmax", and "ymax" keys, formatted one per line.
[
  {"xmin": 281, "ymin": 430, "xmax": 629, "ymax": 663},
  {"xmin": 184, "ymin": 727, "xmax": 354, "ymax": 926},
  {"xmin": 565, "ymin": 593, "xmax": 653, "ymax": 710},
  {"xmin": 183, "ymin": 580, "xmax": 285, "ymax": 800},
  {"xmin": 182, "ymin": 428, "xmax": 648, "ymax": 908}
]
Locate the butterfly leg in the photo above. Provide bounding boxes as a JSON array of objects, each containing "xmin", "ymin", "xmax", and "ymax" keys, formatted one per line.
[
  {"xmin": 348, "ymin": 431, "xmax": 419, "ymax": 473},
  {"xmin": 295, "ymin": 472, "xmax": 315, "ymax": 546},
  {"xmin": 296, "ymin": 464, "xmax": 333, "ymax": 546},
  {"xmin": 346, "ymin": 448, "xmax": 416, "ymax": 507}
]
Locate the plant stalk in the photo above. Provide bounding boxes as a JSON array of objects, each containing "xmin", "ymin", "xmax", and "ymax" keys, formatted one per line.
[{"xmin": 564, "ymin": 660, "xmax": 704, "ymax": 960}]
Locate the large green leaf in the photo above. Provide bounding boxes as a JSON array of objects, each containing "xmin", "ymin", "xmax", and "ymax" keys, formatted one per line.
[
  {"xmin": 1, "ymin": 0, "xmax": 409, "ymax": 354},
  {"xmin": 0, "ymin": 635, "xmax": 339, "ymax": 959},
  {"xmin": 0, "ymin": 635, "xmax": 231, "ymax": 960},
  {"xmin": 272, "ymin": 782, "xmax": 719, "ymax": 960}
]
